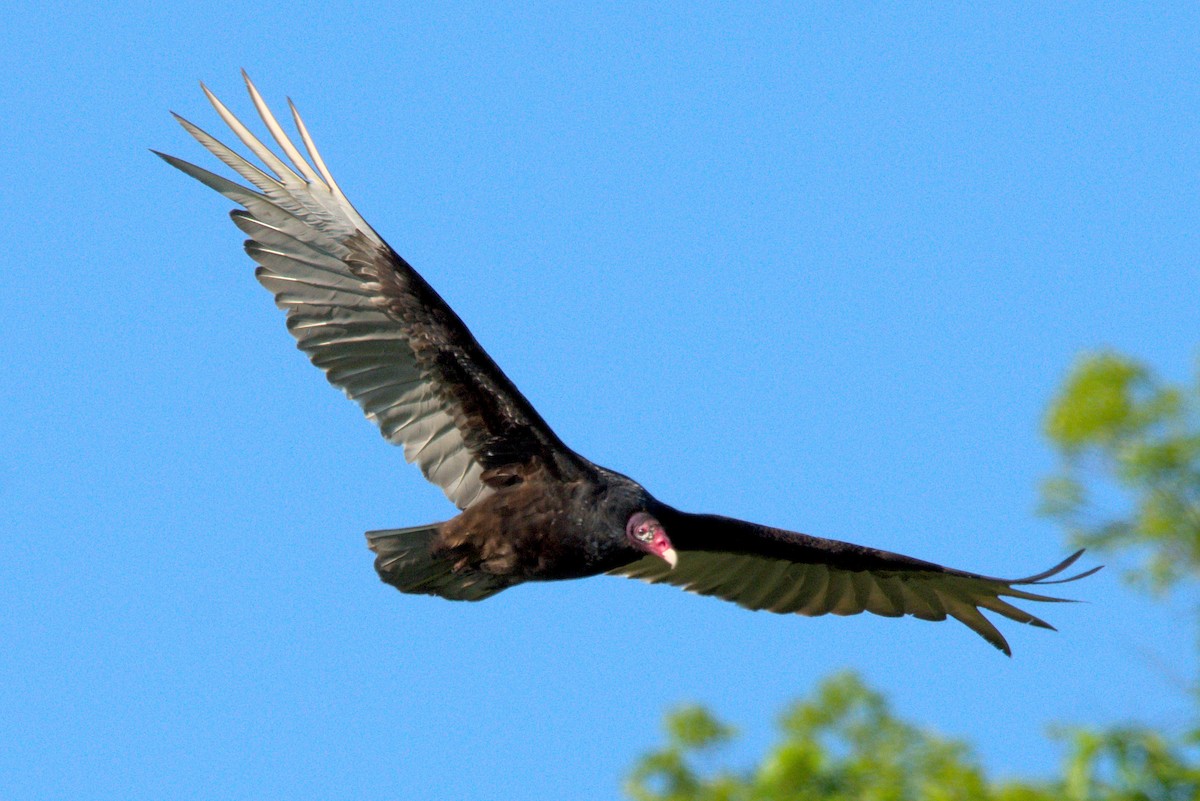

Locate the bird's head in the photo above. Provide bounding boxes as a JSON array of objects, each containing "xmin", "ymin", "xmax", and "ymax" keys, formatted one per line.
[{"xmin": 626, "ymin": 512, "xmax": 677, "ymax": 569}]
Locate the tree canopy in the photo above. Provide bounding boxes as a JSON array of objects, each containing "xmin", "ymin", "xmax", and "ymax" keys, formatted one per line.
[
  {"xmin": 1040, "ymin": 351, "xmax": 1200, "ymax": 593},
  {"xmin": 626, "ymin": 672, "xmax": 1199, "ymax": 801}
]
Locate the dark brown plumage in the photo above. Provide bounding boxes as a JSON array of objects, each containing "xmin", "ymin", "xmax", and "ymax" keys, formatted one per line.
[{"xmin": 159, "ymin": 74, "xmax": 1099, "ymax": 655}]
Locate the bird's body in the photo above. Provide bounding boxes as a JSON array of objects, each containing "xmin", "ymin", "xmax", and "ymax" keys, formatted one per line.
[
  {"xmin": 159, "ymin": 74, "xmax": 1098, "ymax": 655},
  {"xmin": 423, "ymin": 465, "xmax": 646, "ymax": 583}
]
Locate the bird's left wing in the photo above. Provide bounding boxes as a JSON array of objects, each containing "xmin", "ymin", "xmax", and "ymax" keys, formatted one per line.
[
  {"xmin": 610, "ymin": 512, "xmax": 1099, "ymax": 655},
  {"xmin": 156, "ymin": 74, "xmax": 588, "ymax": 510}
]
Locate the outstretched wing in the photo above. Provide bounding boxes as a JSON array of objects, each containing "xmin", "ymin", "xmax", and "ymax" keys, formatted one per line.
[
  {"xmin": 157, "ymin": 74, "xmax": 587, "ymax": 509},
  {"xmin": 610, "ymin": 512, "xmax": 1100, "ymax": 655}
]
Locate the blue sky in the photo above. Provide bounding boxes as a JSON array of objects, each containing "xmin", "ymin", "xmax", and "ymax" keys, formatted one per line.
[{"xmin": 2, "ymin": 3, "xmax": 1198, "ymax": 799}]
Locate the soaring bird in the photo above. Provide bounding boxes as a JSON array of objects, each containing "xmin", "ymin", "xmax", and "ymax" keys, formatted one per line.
[{"xmin": 158, "ymin": 74, "xmax": 1098, "ymax": 656}]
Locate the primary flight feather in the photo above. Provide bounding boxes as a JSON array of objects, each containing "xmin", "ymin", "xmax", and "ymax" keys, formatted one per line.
[{"xmin": 158, "ymin": 74, "xmax": 1099, "ymax": 655}]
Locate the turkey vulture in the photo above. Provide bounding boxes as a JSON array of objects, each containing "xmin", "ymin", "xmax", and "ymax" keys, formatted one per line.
[{"xmin": 157, "ymin": 74, "xmax": 1098, "ymax": 656}]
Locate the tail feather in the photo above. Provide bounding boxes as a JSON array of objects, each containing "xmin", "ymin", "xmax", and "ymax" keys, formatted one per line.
[{"xmin": 366, "ymin": 525, "xmax": 512, "ymax": 602}]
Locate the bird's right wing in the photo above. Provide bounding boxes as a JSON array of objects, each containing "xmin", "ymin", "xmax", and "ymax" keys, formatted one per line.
[
  {"xmin": 611, "ymin": 512, "xmax": 1100, "ymax": 655},
  {"xmin": 157, "ymin": 74, "xmax": 588, "ymax": 510}
]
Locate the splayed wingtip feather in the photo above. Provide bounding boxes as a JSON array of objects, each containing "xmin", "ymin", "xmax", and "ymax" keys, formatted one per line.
[{"xmin": 242, "ymin": 71, "xmax": 324, "ymax": 185}]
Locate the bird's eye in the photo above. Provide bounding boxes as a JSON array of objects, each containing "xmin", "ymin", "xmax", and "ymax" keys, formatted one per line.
[{"xmin": 636, "ymin": 527, "xmax": 654, "ymax": 542}]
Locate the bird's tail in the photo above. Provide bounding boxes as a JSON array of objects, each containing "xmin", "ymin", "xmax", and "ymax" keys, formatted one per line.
[{"xmin": 366, "ymin": 524, "xmax": 512, "ymax": 602}]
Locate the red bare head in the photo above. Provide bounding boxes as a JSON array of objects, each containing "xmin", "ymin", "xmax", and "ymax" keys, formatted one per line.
[{"xmin": 626, "ymin": 512, "xmax": 677, "ymax": 569}]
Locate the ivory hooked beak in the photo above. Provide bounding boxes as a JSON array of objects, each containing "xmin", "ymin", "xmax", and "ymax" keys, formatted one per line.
[{"xmin": 660, "ymin": 547, "xmax": 679, "ymax": 569}]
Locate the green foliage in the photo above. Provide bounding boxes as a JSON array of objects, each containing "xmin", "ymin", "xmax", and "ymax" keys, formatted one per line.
[
  {"xmin": 1040, "ymin": 351, "xmax": 1200, "ymax": 592},
  {"xmin": 1059, "ymin": 725, "xmax": 1200, "ymax": 801},
  {"xmin": 627, "ymin": 672, "xmax": 1012, "ymax": 801},
  {"xmin": 626, "ymin": 673, "xmax": 1200, "ymax": 801}
]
